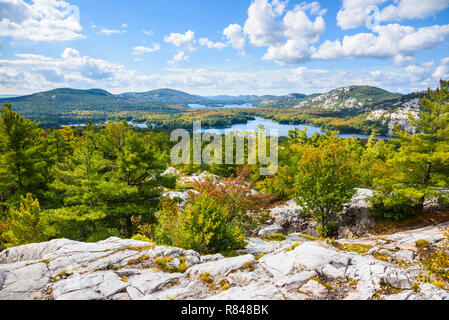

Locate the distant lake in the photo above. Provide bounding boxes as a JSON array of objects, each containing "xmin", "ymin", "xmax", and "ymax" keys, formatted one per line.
[
  {"xmin": 188, "ymin": 103, "xmax": 257, "ymax": 109},
  {"xmin": 64, "ymin": 117, "xmax": 392, "ymax": 140},
  {"xmin": 62, "ymin": 121, "xmax": 152, "ymax": 128},
  {"xmin": 196, "ymin": 117, "xmax": 392, "ymax": 140}
]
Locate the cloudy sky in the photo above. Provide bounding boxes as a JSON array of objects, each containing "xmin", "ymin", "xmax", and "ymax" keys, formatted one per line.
[{"xmin": 0, "ymin": 0, "xmax": 449, "ymax": 96}]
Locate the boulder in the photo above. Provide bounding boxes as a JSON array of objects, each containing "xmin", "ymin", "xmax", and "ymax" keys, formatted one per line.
[
  {"xmin": 258, "ymin": 224, "xmax": 284, "ymax": 237},
  {"xmin": 0, "ymin": 239, "xmax": 76, "ymax": 264},
  {"xmin": 419, "ymin": 283, "xmax": 449, "ymax": 300},
  {"xmin": 337, "ymin": 188, "xmax": 376, "ymax": 238},
  {"xmin": 200, "ymin": 254, "xmax": 225, "ymax": 263},
  {"xmin": 269, "ymin": 200, "xmax": 303, "ymax": 233},
  {"xmin": 52, "ymin": 271, "xmax": 128, "ymax": 300},
  {"xmin": 0, "ymin": 262, "xmax": 50, "ymax": 300},
  {"xmin": 128, "ymin": 271, "xmax": 183, "ymax": 296}
]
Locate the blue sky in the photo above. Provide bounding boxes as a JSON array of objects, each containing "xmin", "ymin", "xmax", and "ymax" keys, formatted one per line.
[{"xmin": 1, "ymin": 0, "xmax": 449, "ymax": 96}]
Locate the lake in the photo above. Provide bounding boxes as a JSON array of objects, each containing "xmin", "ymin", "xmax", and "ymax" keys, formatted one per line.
[
  {"xmin": 64, "ymin": 117, "xmax": 392, "ymax": 140},
  {"xmin": 188, "ymin": 103, "xmax": 257, "ymax": 109},
  {"xmin": 196, "ymin": 117, "xmax": 391, "ymax": 140}
]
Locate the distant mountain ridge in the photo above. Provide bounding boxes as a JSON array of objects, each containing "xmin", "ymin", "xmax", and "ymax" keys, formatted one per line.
[
  {"xmin": 289, "ymin": 86, "xmax": 403, "ymax": 111},
  {"xmin": 0, "ymin": 86, "xmax": 426, "ymax": 116},
  {"xmin": 120, "ymin": 88, "xmax": 212, "ymax": 104}
]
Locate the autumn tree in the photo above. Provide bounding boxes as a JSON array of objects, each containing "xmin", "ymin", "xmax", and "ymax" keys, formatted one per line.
[{"xmin": 293, "ymin": 133, "xmax": 358, "ymax": 236}]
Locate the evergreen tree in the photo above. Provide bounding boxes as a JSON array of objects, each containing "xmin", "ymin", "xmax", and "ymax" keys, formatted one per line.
[
  {"xmin": 2, "ymin": 193, "xmax": 46, "ymax": 248},
  {"xmin": 372, "ymin": 80, "xmax": 449, "ymax": 218},
  {"xmin": 0, "ymin": 104, "xmax": 47, "ymax": 215},
  {"xmin": 98, "ymin": 120, "xmax": 175, "ymax": 237},
  {"xmin": 46, "ymin": 137, "xmax": 110, "ymax": 240}
]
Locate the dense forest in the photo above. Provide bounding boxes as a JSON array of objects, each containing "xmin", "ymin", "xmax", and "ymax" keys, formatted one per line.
[{"xmin": 0, "ymin": 81, "xmax": 448, "ymax": 256}]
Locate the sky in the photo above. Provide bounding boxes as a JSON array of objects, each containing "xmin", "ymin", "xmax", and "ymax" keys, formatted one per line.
[{"xmin": 0, "ymin": 0, "xmax": 449, "ymax": 96}]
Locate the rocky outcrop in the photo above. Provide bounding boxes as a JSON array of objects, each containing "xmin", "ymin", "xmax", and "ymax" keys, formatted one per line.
[
  {"xmin": 337, "ymin": 189, "xmax": 376, "ymax": 239},
  {"xmin": 1, "ymin": 222, "xmax": 448, "ymax": 300},
  {"xmin": 264, "ymin": 189, "xmax": 376, "ymax": 239}
]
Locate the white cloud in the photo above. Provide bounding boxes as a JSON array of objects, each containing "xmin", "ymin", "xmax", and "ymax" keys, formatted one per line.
[
  {"xmin": 143, "ymin": 29, "xmax": 154, "ymax": 36},
  {"xmin": 380, "ymin": 0, "xmax": 449, "ymax": 22},
  {"xmin": 101, "ymin": 29, "xmax": 127, "ymax": 35},
  {"xmin": 263, "ymin": 39, "xmax": 313, "ymax": 65},
  {"xmin": 0, "ymin": 48, "xmax": 132, "ymax": 94},
  {"xmin": 313, "ymin": 23, "xmax": 449, "ymax": 62},
  {"xmin": 121, "ymin": 23, "xmax": 128, "ymax": 28},
  {"xmin": 243, "ymin": 0, "xmax": 286, "ymax": 47},
  {"xmin": 198, "ymin": 38, "xmax": 227, "ymax": 50},
  {"xmin": 337, "ymin": 0, "xmax": 449, "ymax": 30},
  {"xmin": 0, "ymin": 0, "xmax": 84, "ymax": 41},
  {"xmin": 164, "ymin": 30, "xmax": 196, "ymax": 52},
  {"xmin": 393, "ymin": 54, "xmax": 415, "ymax": 66},
  {"xmin": 132, "ymin": 44, "xmax": 160, "ymax": 55},
  {"xmin": 337, "ymin": 0, "xmax": 388, "ymax": 30},
  {"xmin": 433, "ymin": 57, "xmax": 449, "ymax": 79},
  {"xmin": 241, "ymin": 0, "xmax": 326, "ymax": 65},
  {"xmin": 167, "ymin": 50, "xmax": 189, "ymax": 66},
  {"xmin": 223, "ymin": 24, "xmax": 247, "ymax": 55},
  {"xmin": 0, "ymin": 48, "xmax": 446, "ymax": 96}
]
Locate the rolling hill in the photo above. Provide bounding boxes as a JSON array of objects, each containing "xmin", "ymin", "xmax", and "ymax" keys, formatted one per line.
[
  {"xmin": 0, "ymin": 88, "xmax": 186, "ymax": 126},
  {"xmin": 120, "ymin": 88, "xmax": 212, "ymax": 104},
  {"xmin": 292, "ymin": 86, "xmax": 403, "ymax": 111}
]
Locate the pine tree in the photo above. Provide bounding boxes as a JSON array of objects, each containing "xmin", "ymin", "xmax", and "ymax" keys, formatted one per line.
[
  {"xmin": 373, "ymin": 80, "xmax": 449, "ymax": 217},
  {"xmin": 47, "ymin": 137, "xmax": 110, "ymax": 240},
  {"xmin": 0, "ymin": 104, "xmax": 47, "ymax": 215},
  {"xmin": 98, "ymin": 120, "xmax": 175, "ymax": 237},
  {"xmin": 2, "ymin": 193, "xmax": 46, "ymax": 248}
]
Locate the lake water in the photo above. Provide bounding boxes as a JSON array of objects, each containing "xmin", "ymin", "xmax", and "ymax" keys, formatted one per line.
[
  {"xmin": 188, "ymin": 103, "xmax": 257, "ymax": 109},
  {"xmin": 196, "ymin": 117, "xmax": 391, "ymax": 140},
  {"xmin": 64, "ymin": 117, "xmax": 392, "ymax": 140}
]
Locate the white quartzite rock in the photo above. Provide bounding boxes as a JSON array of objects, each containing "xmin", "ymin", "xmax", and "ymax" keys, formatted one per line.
[{"xmin": 187, "ymin": 254, "xmax": 255, "ymax": 278}]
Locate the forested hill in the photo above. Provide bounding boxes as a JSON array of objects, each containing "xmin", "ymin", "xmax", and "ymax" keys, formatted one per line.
[
  {"xmin": 0, "ymin": 86, "xmax": 427, "ymax": 129},
  {"xmin": 0, "ymin": 88, "xmax": 184, "ymax": 113},
  {"xmin": 120, "ymin": 88, "xmax": 212, "ymax": 104},
  {"xmin": 0, "ymin": 88, "xmax": 188, "ymax": 126},
  {"xmin": 291, "ymin": 86, "xmax": 403, "ymax": 110}
]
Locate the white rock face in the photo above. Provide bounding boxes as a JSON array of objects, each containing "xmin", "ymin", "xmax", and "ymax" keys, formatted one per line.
[
  {"xmin": 207, "ymin": 282, "xmax": 284, "ymax": 300},
  {"xmin": 0, "ymin": 222, "xmax": 448, "ymax": 300},
  {"xmin": 52, "ymin": 271, "xmax": 128, "ymax": 300},
  {"xmin": 300, "ymin": 280, "xmax": 328, "ymax": 299},
  {"xmin": 258, "ymin": 224, "xmax": 284, "ymax": 237},
  {"xmin": 187, "ymin": 254, "xmax": 255, "ymax": 278},
  {"xmin": 162, "ymin": 167, "xmax": 180, "ymax": 176},
  {"xmin": 420, "ymin": 283, "xmax": 449, "ymax": 300}
]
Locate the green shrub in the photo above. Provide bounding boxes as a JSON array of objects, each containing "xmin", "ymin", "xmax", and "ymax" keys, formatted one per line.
[
  {"xmin": 178, "ymin": 193, "xmax": 246, "ymax": 254},
  {"xmin": 131, "ymin": 234, "xmax": 153, "ymax": 243},
  {"xmin": 415, "ymin": 239, "xmax": 430, "ymax": 248},
  {"xmin": 153, "ymin": 197, "xmax": 183, "ymax": 247},
  {"xmin": 262, "ymin": 233, "xmax": 286, "ymax": 241},
  {"xmin": 421, "ymin": 228, "xmax": 449, "ymax": 286},
  {"xmin": 369, "ymin": 191, "xmax": 414, "ymax": 221}
]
